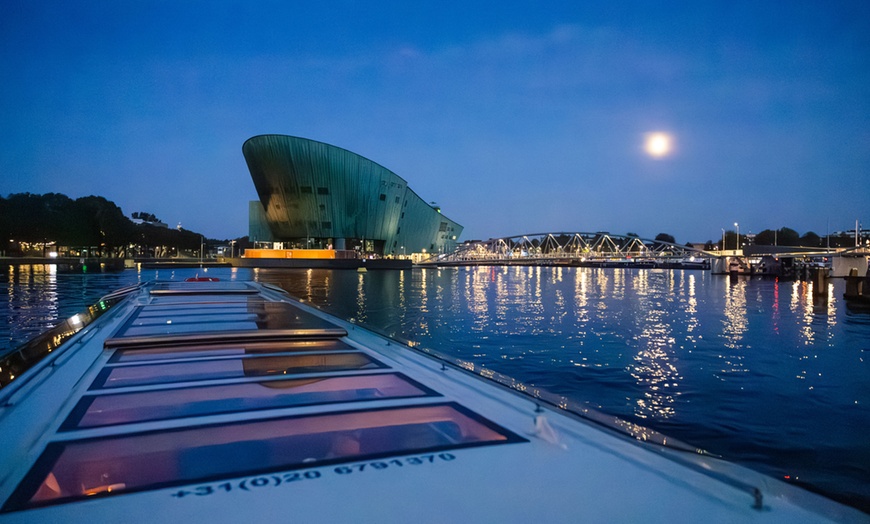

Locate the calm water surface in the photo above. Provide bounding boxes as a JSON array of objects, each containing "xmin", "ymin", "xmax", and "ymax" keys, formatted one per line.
[{"xmin": 2, "ymin": 264, "xmax": 868, "ymax": 511}]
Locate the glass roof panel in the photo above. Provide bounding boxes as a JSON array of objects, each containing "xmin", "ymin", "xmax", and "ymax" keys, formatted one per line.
[
  {"xmin": 149, "ymin": 282, "xmax": 257, "ymax": 295},
  {"xmin": 106, "ymin": 302, "xmax": 346, "ymax": 347},
  {"xmin": 91, "ymin": 353, "xmax": 385, "ymax": 389},
  {"xmin": 65, "ymin": 373, "xmax": 436, "ymax": 429},
  {"xmin": 109, "ymin": 339, "xmax": 355, "ymax": 363},
  {"xmin": 5, "ymin": 403, "xmax": 523, "ymax": 511}
]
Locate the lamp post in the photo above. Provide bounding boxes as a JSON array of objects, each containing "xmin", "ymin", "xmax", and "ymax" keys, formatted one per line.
[
  {"xmin": 721, "ymin": 229, "xmax": 725, "ymax": 252},
  {"xmin": 734, "ymin": 222, "xmax": 739, "ymax": 253}
]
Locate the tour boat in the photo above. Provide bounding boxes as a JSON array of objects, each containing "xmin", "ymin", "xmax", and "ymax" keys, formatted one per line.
[{"xmin": 0, "ymin": 280, "xmax": 864, "ymax": 523}]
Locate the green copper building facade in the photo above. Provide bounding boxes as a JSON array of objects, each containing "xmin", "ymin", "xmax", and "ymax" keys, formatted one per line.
[{"xmin": 243, "ymin": 135, "xmax": 463, "ymax": 256}]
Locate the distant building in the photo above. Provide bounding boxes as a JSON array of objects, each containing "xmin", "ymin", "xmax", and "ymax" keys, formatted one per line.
[
  {"xmin": 131, "ymin": 212, "xmax": 168, "ymax": 229},
  {"xmin": 243, "ymin": 135, "xmax": 463, "ymax": 256},
  {"xmin": 833, "ymin": 227, "xmax": 870, "ymax": 246}
]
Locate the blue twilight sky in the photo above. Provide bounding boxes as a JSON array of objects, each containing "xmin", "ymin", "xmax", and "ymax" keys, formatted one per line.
[{"xmin": 1, "ymin": 1, "xmax": 868, "ymax": 242}]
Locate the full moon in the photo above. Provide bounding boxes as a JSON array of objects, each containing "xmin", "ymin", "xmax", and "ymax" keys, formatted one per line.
[{"xmin": 644, "ymin": 132, "xmax": 673, "ymax": 158}]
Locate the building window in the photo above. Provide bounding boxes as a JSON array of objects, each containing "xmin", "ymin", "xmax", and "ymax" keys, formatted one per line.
[
  {"xmin": 400, "ymin": 212, "xmax": 404, "ymax": 219},
  {"xmin": 300, "ymin": 186, "xmax": 312, "ymax": 194},
  {"xmin": 379, "ymin": 194, "xmax": 386, "ymax": 201},
  {"xmin": 439, "ymin": 222, "xmax": 448, "ymax": 232},
  {"xmin": 322, "ymin": 222, "xmax": 332, "ymax": 229},
  {"xmin": 396, "ymin": 227, "xmax": 401, "ymax": 234},
  {"xmin": 395, "ymin": 196, "xmax": 400, "ymax": 203},
  {"xmin": 317, "ymin": 187, "xmax": 329, "ymax": 195},
  {"xmin": 319, "ymin": 204, "xmax": 326, "ymax": 211}
]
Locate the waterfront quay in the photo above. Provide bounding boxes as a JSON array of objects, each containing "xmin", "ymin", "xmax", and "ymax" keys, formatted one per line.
[
  {"xmin": 0, "ymin": 257, "xmax": 234, "ymax": 272},
  {"xmin": 0, "ymin": 257, "xmax": 126, "ymax": 272}
]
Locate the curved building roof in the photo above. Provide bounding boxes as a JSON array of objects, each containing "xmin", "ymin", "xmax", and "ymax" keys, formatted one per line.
[{"xmin": 243, "ymin": 135, "xmax": 463, "ymax": 255}]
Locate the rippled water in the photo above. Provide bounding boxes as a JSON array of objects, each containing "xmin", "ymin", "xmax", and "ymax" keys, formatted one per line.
[{"xmin": 2, "ymin": 264, "xmax": 869, "ymax": 511}]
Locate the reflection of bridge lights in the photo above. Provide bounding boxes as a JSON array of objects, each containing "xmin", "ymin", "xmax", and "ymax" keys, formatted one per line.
[
  {"xmin": 466, "ymin": 267, "xmax": 490, "ymax": 327},
  {"xmin": 719, "ymin": 277, "xmax": 749, "ymax": 375}
]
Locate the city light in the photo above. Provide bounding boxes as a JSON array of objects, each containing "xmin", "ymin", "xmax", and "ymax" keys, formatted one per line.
[{"xmin": 734, "ymin": 222, "xmax": 740, "ymax": 251}]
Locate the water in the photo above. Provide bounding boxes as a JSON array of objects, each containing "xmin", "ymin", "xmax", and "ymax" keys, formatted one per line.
[{"xmin": 2, "ymin": 263, "xmax": 868, "ymax": 511}]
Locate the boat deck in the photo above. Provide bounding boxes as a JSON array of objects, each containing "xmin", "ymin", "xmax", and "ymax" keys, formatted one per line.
[{"xmin": 0, "ymin": 281, "xmax": 864, "ymax": 522}]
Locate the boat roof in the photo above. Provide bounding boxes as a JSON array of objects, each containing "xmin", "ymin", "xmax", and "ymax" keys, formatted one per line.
[{"xmin": 0, "ymin": 280, "xmax": 865, "ymax": 523}]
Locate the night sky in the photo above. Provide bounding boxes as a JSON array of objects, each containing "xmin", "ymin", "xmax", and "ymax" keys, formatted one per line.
[{"xmin": 2, "ymin": 1, "xmax": 868, "ymax": 242}]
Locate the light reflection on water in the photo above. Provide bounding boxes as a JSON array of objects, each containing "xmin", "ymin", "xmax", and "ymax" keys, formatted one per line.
[
  {"xmin": 629, "ymin": 270, "xmax": 680, "ymax": 420},
  {"xmin": 721, "ymin": 276, "xmax": 749, "ymax": 377},
  {"xmin": 1, "ymin": 265, "xmax": 257, "ymax": 351},
  {"xmin": 256, "ymin": 265, "xmax": 869, "ymax": 511},
  {"xmin": 4, "ymin": 265, "xmax": 59, "ymax": 346},
  {"xmin": 2, "ymin": 264, "xmax": 868, "ymax": 511}
]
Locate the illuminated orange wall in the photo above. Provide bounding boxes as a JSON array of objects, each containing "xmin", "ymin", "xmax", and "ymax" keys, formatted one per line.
[{"xmin": 243, "ymin": 249, "xmax": 336, "ymax": 260}]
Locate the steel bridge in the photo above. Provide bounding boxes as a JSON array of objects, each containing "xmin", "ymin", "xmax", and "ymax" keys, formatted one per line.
[{"xmin": 421, "ymin": 232, "xmax": 713, "ymax": 267}]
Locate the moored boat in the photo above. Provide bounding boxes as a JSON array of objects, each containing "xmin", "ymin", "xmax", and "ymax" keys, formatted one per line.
[{"xmin": 0, "ymin": 280, "xmax": 865, "ymax": 522}]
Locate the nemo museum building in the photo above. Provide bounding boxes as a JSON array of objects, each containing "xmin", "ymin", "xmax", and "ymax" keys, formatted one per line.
[{"xmin": 242, "ymin": 135, "xmax": 463, "ymax": 267}]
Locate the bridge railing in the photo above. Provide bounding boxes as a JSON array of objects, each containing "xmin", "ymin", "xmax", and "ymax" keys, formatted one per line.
[{"xmin": 422, "ymin": 232, "xmax": 715, "ymax": 264}]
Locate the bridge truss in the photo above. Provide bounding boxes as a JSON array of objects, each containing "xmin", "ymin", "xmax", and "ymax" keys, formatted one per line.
[{"xmin": 423, "ymin": 232, "xmax": 713, "ymax": 265}]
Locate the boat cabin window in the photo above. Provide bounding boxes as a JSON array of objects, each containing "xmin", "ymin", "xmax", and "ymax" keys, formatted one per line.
[
  {"xmin": 90, "ymin": 353, "xmax": 386, "ymax": 389},
  {"xmin": 109, "ymin": 302, "xmax": 344, "ymax": 341},
  {"xmin": 108, "ymin": 339, "xmax": 356, "ymax": 363},
  {"xmin": 5, "ymin": 403, "xmax": 524, "ymax": 511},
  {"xmin": 148, "ymin": 282, "xmax": 257, "ymax": 295},
  {"xmin": 146, "ymin": 295, "xmax": 258, "ymax": 305},
  {"xmin": 64, "ymin": 373, "xmax": 438, "ymax": 430}
]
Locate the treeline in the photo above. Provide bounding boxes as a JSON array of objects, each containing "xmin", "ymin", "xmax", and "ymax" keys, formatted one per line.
[
  {"xmin": 709, "ymin": 227, "xmax": 858, "ymax": 250},
  {"xmin": 623, "ymin": 231, "xmax": 852, "ymax": 250},
  {"xmin": 752, "ymin": 228, "xmax": 822, "ymax": 247},
  {"xmin": 0, "ymin": 193, "xmax": 217, "ymax": 257}
]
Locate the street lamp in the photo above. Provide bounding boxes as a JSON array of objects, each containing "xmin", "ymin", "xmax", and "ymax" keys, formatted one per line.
[{"xmin": 734, "ymin": 222, "xmax": 739, "ymax": 252}]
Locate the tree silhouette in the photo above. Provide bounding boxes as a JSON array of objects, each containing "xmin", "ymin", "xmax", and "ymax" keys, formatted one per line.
[{"xmin": 1, "ymin": 192, "xmax": 216, "ymax": 258}]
